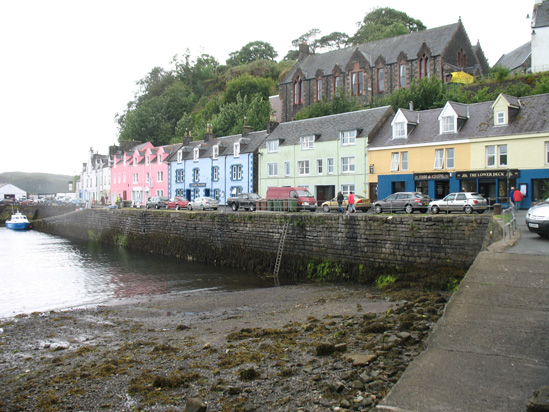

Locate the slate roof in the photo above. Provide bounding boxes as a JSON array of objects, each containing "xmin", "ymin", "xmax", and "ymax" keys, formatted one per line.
[
  {"xmin": 494, "ymin": 42, "xmax": 531, "ymax": 70},
  {"xmin": 282, "ymin": 22, "xmax": 460, "ymax": 83},
  {"xmin": 533, "ymin": 0, "xmax": 549, "ymax": 28},
  {"xmin": 369, "ymin": 93, "xmax": 549, "ymax": 149},
  {"xmin": 265, "ymin": 106, "xmax": 393, "ymax": 146}
]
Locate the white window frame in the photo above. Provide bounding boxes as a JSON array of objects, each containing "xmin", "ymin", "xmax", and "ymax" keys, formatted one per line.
[
  {"xmin": 546, "ymin": 142, "xmax": 549, "ymax": 165},
  {"xmin": 399, "ymin": 63, "xmax": 406, "ymax": 88},
  {"xmin": 123, "ymin": 172, "xmax": 126, "ymax": 183},
  {"xmin": 213, "ymin": 167, "xmax": 219, "ymax": 181},
  {"xmin": 232, "ymin": 165, "xmax": 242, "ymax": 180},
  {"xmin": 317, "ymin": 78, "xmax": 322, "ymax": 100},
  {"xmin": 486, "ymin": 145, "xmax": 496, "ymax": 168},
  {"xmin": 284, "ymin": 161, "xmax": 291, "ymax": 176},
  {"xmin": 498, "ymin": 144, "xmax": 508, "ymax": 167},
  {"xmin": 327, "ymin": 157, "xmax": 334, "ymax": 174},
  {"xmin": 298, "ymin": 160, "xmax": 310, "ymax": 176},
  {"xmin": 267, "ymin": 162, "xmax": 278, "ymax": 177},
  {"xmin": 133, "ymin": 173, "xmax": 138, "ymax": 184},
  {"xmin": 157, "ymin": 154, "xmax": 161, "ymax": 164},
  {"xmin": 442, "ymin": 116, "xmax": 455, "ymax": 133},
  {"xmin": 496, "ymin": 111, "xmax": 506, "ymax": 125},
  {"xmin": 341, "ymin": 156, "xmax": 355, "ymax": 173},
  {"xmin": 390, "ymin": 152, "xmax": 400, "ymax": 171},
  {"xmin": 394, "ymin": 122, "xmax": 406, "ymax": 139},
  {"xmin": 434, "ymin": 149, "xmax": 444, "ymax": 169},
  {"xmin": 300, "ymin": 135, "xmax": 314, "ymax": 150},
  {"xmin": 340, "ymin": 130, "xmax": 356, "ymax": 146},
  {"xmin": 176, "ymin": 169, "xmax": 184, "ymax": 183},
  {"xmin": 177, "ymin": 150, "xmax": 183, "ymax": 163},
  {"xmin": 267, "ymin": 140, "xmax": 279, "ymax": 153},
  {"xmin": 233, "ymin": 142, "xmax": 240, "ymax": 157},
  {"xmin": 316, "ymin": 158, "xmax": 323, "ymax": 175},
  {"xmin": 156, "ymin": 189, "xmax": 164, "ymax": 197},
  {"xmin": 401, "ymin": 151, "xmax": 408, "ymax": 171},
  {"xmin": 193, "ymin": 147, "xmax": 199, "ymax": 162},
  {"xmin": 193, "ymin": 169, "xmax": 199, "ymax": 182},
  {"xmin": 446, "ymin": 148, "xmax": 455, "ymax": 169},
  {"xmin": 341, "ymin": 184, "xmax": 355, "ymax": 195},
  {"xmin": 157, "ymin": 171, "xmax": 163, "ymax": 183},
  {"xmin": 212, "ymin": 145, "xmax": 219, "ymax": 159},
  {"xmin": 146, "ymin": 155, "xmax": 150, "ymax": 166}
]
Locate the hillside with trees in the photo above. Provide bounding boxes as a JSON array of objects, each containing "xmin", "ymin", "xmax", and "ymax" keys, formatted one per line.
[{"xmin": 115, "ymin": 7, "xmax": 549, "ymax": 146}]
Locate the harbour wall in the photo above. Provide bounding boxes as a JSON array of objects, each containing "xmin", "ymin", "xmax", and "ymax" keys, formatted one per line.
[{"xmin": 31, "ymin": 209, "xmax": 502, "ymax": 287}]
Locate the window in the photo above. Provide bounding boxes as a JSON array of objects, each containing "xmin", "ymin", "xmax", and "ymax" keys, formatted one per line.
[
  {"xmin": 316, "ymin": 159, "xmax": 323, "ymax": 175},
  {"xmin": 146, "ymin": 155, "xmax": 150, "ymax": 165},
  {"xmin": 340, "ymin": 130, "xmax": 356, "ymax": 146},
  {"xmin": 300, "ymin": 135, "xmax": 314, "ymax": 150},
  {"xmin": 156, "ymin": 190, "xmax": 164, "ymax": 197},
  {"xmin": 498, "ymin": 145, "xmax": 507, "ymax": 167},
  {"xmin": 341, "ymin": 184, "xmax": 355, "ymax": 195},
  {"xmin": 146, "ymin": 173, "xmax": 150, "ymax": 185},
  {"xmin": 157, "ymin": 171, "xmax": 163, "ymax": 182},
  {"xmin": 212, "ymin": 145, "xmax": 219, "ymax": 159},
  {"xmin": 194, "ymin": 188, "xmax": 200, "ymax": 199},
  {"xmin": 377, "ymin": 68, "xmax": 384, "ymax": 91},
  {"xmin": 133, "ymin": 157, "xmax": 138, "ymax": 166},
  {"xmin": 442, "ymin": 116, "xmax": 455, "ymax": 133},
  {"xmin": 446, "ymin": 148, "xmax": 455, "ymax": 169},
  {"xmin": 341, "ymin": 156, "xmax": 355, "ymax": 173},
  {"xmin": 351, "ymin": 71, "xmax": 363, "ymax": 95},
  {"xmin": 176, "ymin": 169, "xmax": 184, "ymax": 183},
  {"xmin": 434, "ymin": 149, "xmax": 444, "ymax": 169},
  {"xmin": 233, "ymin": 142, "xmax": 240, "ymax": 157},
  {"xmin": 496, "ymin": 111, "xmax": 506, "ymax": 125},
  {"xmin": 293, "ymin": 77, "xmax": 302, "ymax": 105},
  {"xmin": 212, "ymin": 166, "xmax": 219, "ymax": 181},
  {"xmin": 193, "ymin": 168, "xmax": 199, "ymax": 182},
  {"xmin": 394, "ymin": 122, "xmax": 406, "ymax": 138},
  {"xmin": 177, "ymin": 150, "xmax": 183, "ymax": 163},
  {"xmin": 267, "ymin": 162, "xmax": 278, "ymax": 177},
  {"xmin": 214, "ymin": 189, "xmax": 220, "ymax": 200},
  {"xmin": 401, "ymin": 152, "xmax": 409, "ymax": 171},
  {"xmin": 157, "ymin": 154, "xmax": 162, "ymax": 164},
  {"xmin": 390, "ymin": 152, "xmax": 400, "ymax": 171},
  {"xmin": 399, "ymin": 63, "xmax": 406, "ymax": 88},
  {"xmin": 486, "ymin": 145, "xmax": 495, "ymax": 167},
  {"xmin": 327, "ymin": 158, "xmax": 334, "ymax": 174},
  {"xmin": 546, "ymin": 142, "xmax": 549, "ymax": 164},
  {"xmin": 123, "ymin": 172, "xmax": 126, "ymax": 183},
  {"xmin": 298, "ymin": 160, "xmax": 310, "ymax": 175},
  {"xmin": 267, "ymin": 140, "xmax": 279, "ymax": 153},
  {"xmin": 334, "ymin": 75, "xmax": 341, "ymax": 95},
  {"xmin": 420, "ymin": 55, "xmax": 429, "ymax": 79},
  {"xmin": 284, "ymin": 161, "xmax": 291, "ymax": 176},
  {"xmin": 316, "ymin": 78, "xmax": 322, "ymax": 100},
  {"xmin": 118, "ymin": 173, "xmax": 121, "ymax": 184},
  {"xmin": 232, "ymin": 165, "xmax": 242, "ymax": 180},
  {"xmin": 133, "ymin": 173, "xmax": 138, "ymax": 184},
  {"xmin": 193, "ymin": 147, "xmax": 199, "ymax": 161}
]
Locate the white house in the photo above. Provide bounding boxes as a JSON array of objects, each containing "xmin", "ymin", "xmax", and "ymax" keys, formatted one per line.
[
  {"xmin": 0, "ymin": 183, "xmax": 27, "ymax": 200},
  {"xmin": 532, "ymin": 0, "xmax": 549, "ymax": 72}
]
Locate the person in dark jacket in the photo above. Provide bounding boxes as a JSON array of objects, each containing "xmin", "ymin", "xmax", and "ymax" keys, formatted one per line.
[{"xmin": 337, "ymin": 191, "xmax": 344, "ymax": 213}]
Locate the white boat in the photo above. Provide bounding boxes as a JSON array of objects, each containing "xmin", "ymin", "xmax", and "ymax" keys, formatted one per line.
[{"xmin": 5, "ymin": 210, "xmax": 31, "ymax": 230}]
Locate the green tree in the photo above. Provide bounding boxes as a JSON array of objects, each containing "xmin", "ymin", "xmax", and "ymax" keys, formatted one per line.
[
  {"xmin": 172, "ymin": 50, "xmax": 220, "ymax": 97},
  {"xmin": 212, "ymin": 93, "xmax": 270, "ymax": 137},
  {"xmin": 226, "ymin": 41, "xmax": 278, "ymax": 66},
  {"xmin": 315, "ymin": 32, "xmax": 350, "ymax": 52},
  {"xmin": 295, "ymin": 93, "xmax": 362, "ymax": 120},
  {"xmin": 223, "ymin": 74, "xmax": 275, "ymax": 104},
  {"xmin": 350, "ymin": 7, "xmax": 426, "ymax": 45}
]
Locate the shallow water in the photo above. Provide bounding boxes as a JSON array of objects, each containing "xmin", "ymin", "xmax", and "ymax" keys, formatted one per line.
[{"xmin": 0, "ymin": 227, "xmax": 273, "ymax": 318}]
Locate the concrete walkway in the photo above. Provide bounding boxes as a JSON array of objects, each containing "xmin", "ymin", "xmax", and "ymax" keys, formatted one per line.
[{"xmin": 377, "ymin": 211, "xmax": 549, "ymax": 412}]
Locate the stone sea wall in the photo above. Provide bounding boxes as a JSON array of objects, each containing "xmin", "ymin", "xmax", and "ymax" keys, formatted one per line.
[{"xmin": 31, "ymin": 209, "xmax": 502, "ymax": 287}]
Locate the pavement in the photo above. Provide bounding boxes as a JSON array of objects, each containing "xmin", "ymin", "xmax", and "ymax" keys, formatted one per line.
[{"xmin": 377, "ymin": 210, "xmax": 549, "ymax": 412}]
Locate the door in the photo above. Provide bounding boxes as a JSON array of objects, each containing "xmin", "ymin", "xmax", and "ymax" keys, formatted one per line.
[
  {"xmin": 435, "ymin": 181, "xmax": 449, "ymax": 199},
  {"xmin": 453, "ymin": 193, "xmax": 467, "ymax": 212},
  {"xmin": 442, "ymin": 193, "xmax": 456, "ymax": 211},
  {"xmin": 369, "ymin": 183, "xmax": 378, "ymax": 202}
]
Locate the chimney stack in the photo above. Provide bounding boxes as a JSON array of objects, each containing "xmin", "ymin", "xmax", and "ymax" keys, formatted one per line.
[
  {"xmin": 298, "ymin": 42, "xmax": 310, "ymax": 60},
  {"xmin": 267, "ymin": 111, "xmax": 279, "ymax": 134}
]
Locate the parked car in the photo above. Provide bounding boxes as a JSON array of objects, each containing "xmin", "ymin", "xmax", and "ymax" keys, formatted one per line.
[
  {"xmin": 429, "ymin": 192, "xmax": 487, "ymax": 214},
  {"xmin": 373, "ymin": 192, "xmax": 431, "ymax": 214},
  {"xmin": 146, "ymin": 196, "xmax": 169, "ymax": 209},
  {"xmin": 266, "ymin": 187, "xmax": 317, "ymax": 212},
  {"xmin": 526, "ymin": 201, "xmax": 549, "ymax": 238},
  {"xmin": 322, "ymin": 194, "xmax": 371, "ymax": 213},
  {"xmin": 227, "ymin": 193, "xmax": 262, "ymax": 211},
  {"xmin": 188, "ymin": 197, "xmax": 219, "ymax": 211},
  {"xmin": 166, "ymin": 197, "xmax": 189, "ymax": 210}
]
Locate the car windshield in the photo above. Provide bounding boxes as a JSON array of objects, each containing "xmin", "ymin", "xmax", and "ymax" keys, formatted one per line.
[
  {"xmin": 159, "ymin": 197, "xmax": 169, "ymax": 201},
  {"xmin": 248, "ymin": 193, "xmax": 261, "ymax": 199},
  {"xmin": 297, "ymin": 190, "xmax": 313, "ymax": 197}
]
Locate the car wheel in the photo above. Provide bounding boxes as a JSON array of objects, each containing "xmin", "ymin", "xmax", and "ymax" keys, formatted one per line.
[
  {"xmin": 477, "ymin": 210, "xmax": 484, "ymax": 214},
  {"xmin": 464, "ymin": 205, "xmax": 473, "ymax": 214},
  {"xmin": 249, "ymin": 204, "xmax": 255, "ymax": 212},
  {"xmin": 405, "ymin": 204, "xmax": 413, "ymax": 214},
  {"xmin": 231, "ymin": 203, "xmax": 238, "ymax": 211},
  {"xmin": 155, "ymin": 204, "xmax": 159, "ymax": 209},
  {"xmin": 323, "ymin": 205, "xmax": 330, "ymax": 213},
  {"xmin": 188, "ymin": 204, "xmax": 192, "ymax": 211},
  {"xmin": 201, "ymin": 205, "xmax": 206, "ymax": 211},
  {"xmin": 374, "ymin": 205, "xmax": 382, "ymax": 214},
  {"xmin": 431, "ymin": 205, "xmax": 440, "ymax": 214},
  {"xmin": 176, "ymin": 205, "xmax": 180, "ymax": 210}
]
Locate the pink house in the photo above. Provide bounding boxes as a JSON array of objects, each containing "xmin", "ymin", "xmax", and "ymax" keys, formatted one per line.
[{"xmin": 111, "ymin": 142, "xmax": 178, "ymax": 206}]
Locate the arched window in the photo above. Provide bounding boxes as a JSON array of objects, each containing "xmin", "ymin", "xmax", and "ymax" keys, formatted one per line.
[
  {"xmin": 419, "ymin": 55, "xmax": 429, "ymax": 79},
  {"xmin": 293, "ymin": 77, "xmax": 303, "ymax": 105},
  {"xmin": 457, "ymin": 49, "xmax": 466, "ymax": 68}
]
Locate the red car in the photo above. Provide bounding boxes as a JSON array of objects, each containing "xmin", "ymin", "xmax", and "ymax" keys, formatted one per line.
[{"xmin": 166, "ymin": 197, "xmax": 189, "ymax": 210}]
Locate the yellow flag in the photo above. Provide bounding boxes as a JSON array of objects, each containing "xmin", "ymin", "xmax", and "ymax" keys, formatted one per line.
[{"xmin": 451, "ymin": 71, "xmax": 474, "ymax": 84}]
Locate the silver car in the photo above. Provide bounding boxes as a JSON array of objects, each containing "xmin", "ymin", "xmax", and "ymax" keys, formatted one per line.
[
  {"xmin": 526, "ymin": 201, "xmax": 549, "ymax": 238},
  {"xmin": 429, "ymin": 192, "xmax": 487, "ymax": 214},
  {"xmin": 187, "ymin": 196, "xmax": 219, "ymax": 211}
]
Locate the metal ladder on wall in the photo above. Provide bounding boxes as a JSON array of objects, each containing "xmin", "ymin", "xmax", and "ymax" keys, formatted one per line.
[{"xmin": 273, "ymin": 220, "xmax": 290, "ymax": 287}]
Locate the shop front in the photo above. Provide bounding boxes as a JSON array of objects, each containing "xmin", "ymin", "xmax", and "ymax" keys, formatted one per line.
[{"xmin": 456, "ymin": 169, "xmax": 520, "ymax": 206}]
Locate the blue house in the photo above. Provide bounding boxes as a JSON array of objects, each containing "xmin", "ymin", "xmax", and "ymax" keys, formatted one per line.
[{"xmin": 168, "ymin": 124, "xmax": 273, "ymax": 205}]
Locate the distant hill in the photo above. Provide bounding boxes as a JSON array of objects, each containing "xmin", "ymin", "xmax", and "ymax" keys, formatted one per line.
[{"xmin": 0, "ymin": 172, "xmax": 76, "ymax": 195}]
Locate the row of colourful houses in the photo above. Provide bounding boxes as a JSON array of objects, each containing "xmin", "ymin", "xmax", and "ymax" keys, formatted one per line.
[{"xmin": 78, "ymin": 92, "xmax": 549, "ymax": 209}]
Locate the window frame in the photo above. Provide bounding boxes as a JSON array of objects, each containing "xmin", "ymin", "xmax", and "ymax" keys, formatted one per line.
[
  {"xmin": 327, "ymin": 157, "xmax": 334, "ymax": 174},
  {"xmin": 316, "ymin": 158, "xmax": 323, "ymax": 175},
  {"xmin": 341, "ymin": 156, "xmax": 356, "ymax": 173},
  {"xmin": 316, "ymin": 78, "xmax": 322, "ymax": 100},
  {"xmin": 193, "ymin": 147, "xmax": 199, "ymax": 162},
  {"xmin": 390, "ymin": 152, "xmax": 400, "ymax": 171},
  {"xmin": 399, "ymin": 63, "xmax": 406, "ymax": 88},
  {"xmin": 212, "ymin": 145, "xmax": 219, "ymax": 159},
  {"xmin": 157, "ymin": 171, "xmax": 163, "ymax": 183},
  {"xmin": 267, "ymin": 162, "xmax": 278, "ymax": 177},
  {"xmin": 212, "ymin": 166, "xmax": 219, "ymax": 182},
  {"xmin": 193, "ymin": 168, "xmax": 199, "ymax": 182},
  {"xmin": 297, "ymin": 160, "xmax": 310, "ymax": 176},
  {"xmin": 446, "ymin": 148, "xmax": 455, "ymax": 169},
  {"xmin": 340, "ymin": 130, "xmax": 356, "ymax": 146},
  {"xmin": 351, "ymin": 71, "xmax": 364, "ymax": 96},
  {"xmin": 394, "ymin": 122, "xmax": 406, "ymax": 139},
  {"xmin": 486, "ymin": 145, "xmax": 496, "ymax": 168},
  {"xmin": 401, "ymin": 151, "xmax": 409, "ymax": 171},
  {"xmin": 300, "ymin": 135, "xmax": 314, "ymax": 150},
  {"xmin": 377, "ymin": 67, "xmax": 384, "ymax": 92},
  {"xmin": 233, "ymin": 142, "xmax": 240, "ymax": 158},
  {"xmin": 442, "ymin": 116, "xmax": 455, "ymax": 133},
  {"xmin": 176, "ymin": 169, "xmax": 184, "ymax": 183},
  {"xmin": 546, "ymin": 142, "xmax": 549, "ymax": 165},
  {"xmin": 284, "ymin": 161, "xmax": 291, "ymax": 176},
  {"xmin": 498, "ymin": 144, "xmax": 508, "ymax": 167},
  {"xmin": 434, "ymin": 149, "xmax": 444, "ymax": 169},
  {"xmin": 267, "ymin": 140, "xmax": 279, "ymax": 153},
  {"xmin": 177, "ymin": 150, "xmax": 183, "ymax": 163}
]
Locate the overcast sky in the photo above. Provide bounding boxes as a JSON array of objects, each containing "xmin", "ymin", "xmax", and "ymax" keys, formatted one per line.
[{"xmin": 0, "ymin": 0, "xmax": 533, "ymax": 176}]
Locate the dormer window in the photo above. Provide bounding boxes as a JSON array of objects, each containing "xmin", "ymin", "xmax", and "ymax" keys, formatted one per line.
[
  {"xmin": 394, "ymin": 122, "xmax": 406, "ymax": 138},
  {"xmin": 442, "ymin": 116, "xmax": 456, "ymax": 133},
  {"xmin": 496, "ymin": 111, "xmax": 506, "ymax": 125},
  {"xmin": 233, "ymin": 142, "xmax": 240, "ymax": 157},
  {"xmin": 157, "ymin": 155, "xmax": 161, "ymax": 164},
  {"xmin": 212, "ymin": 145, "xmax": 219, "ymax": 159},
  {"xmin": 193, "ymin": 147, "xmax": 199, "ymax": 162},
  {"xmin": 300, "ymin": 135, "xmax": 314, "ymax": 150},
  {"xmin": 134, "ymin": 157, "xmax": 137, "ymax": 166},
  {"xmin": 267, "ymin": 140, "xmax": 279, "ymax": 153},
  {"xmin": 177, "ymin": 150, "xmax": 183, "ymax": 163},
  {"xmin": 340, "ymin": 130, "xmax": 356, "ymax": 146},
  {"xmin": 146, "ymin": 155, "xmax": 150, "ymax": 165}
]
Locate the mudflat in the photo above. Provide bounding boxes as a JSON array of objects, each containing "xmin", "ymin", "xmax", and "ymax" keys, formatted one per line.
[{"xmin": 0, "ymin": 284, "xmax": 448, "ymax": 411}]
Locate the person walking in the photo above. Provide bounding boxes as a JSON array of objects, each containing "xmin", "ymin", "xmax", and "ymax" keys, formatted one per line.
[
  {"xmin": 509, "ymin": 187, "xmax": 515, "ymax": 207},
  {"xmin": 347, "ymin": 191, "xmax": 356, "ymax": 215},
  {"xmin": 336, "ymin": 191, "xmax": 344, "ymax": 213},
  {"xmin": 513, "ymin": 188, "xmax": 524, "ymax": 210}
]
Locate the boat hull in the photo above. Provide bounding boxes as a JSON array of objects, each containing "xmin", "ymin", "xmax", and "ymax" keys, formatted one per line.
[{"xmin": 6, "ymin": 222, "xmax": 31, "ymax": 230}]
